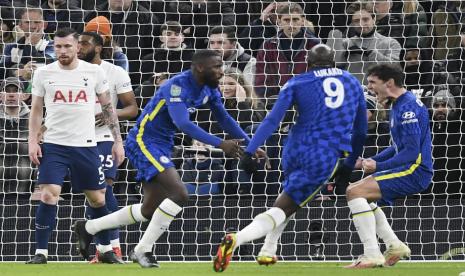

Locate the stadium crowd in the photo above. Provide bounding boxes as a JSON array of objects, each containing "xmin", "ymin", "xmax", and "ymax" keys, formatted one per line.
[{"xmin": 0, "ymin": 0, "xmax": 464, "ymax": 199}]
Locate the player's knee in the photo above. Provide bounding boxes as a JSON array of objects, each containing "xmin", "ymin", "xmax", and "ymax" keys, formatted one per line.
[
  {"xmin": 86, "ymin": 189, "xmax": 106, "ymax": 207},
  {"xmin": 141, "ymin": 205, "xmax": 154, "ymax": 220},
  {"xmin": 169, "ymin": 190, "xmax": 188, "ymax": 207},
  {"xmin": 345, "ymin": 185, "xmax": 359, "ymax": 200},
  {"xmin": 40, "ymin": 189, "xmax": 60, "ymax": 205}
]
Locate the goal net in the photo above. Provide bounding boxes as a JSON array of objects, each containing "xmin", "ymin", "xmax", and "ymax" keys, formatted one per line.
[{"xmin": 0, "ymin": 0, "xmax": 464, "ymax": 262}]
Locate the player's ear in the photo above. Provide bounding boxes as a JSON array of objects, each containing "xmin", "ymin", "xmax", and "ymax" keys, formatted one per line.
[
  {"xmin": 95, "ymin": 45, "xmax": 103, "ymax": 55},
  {"xmin": 386, "ymin": 78, "xmax": 394, "ymax": 88}
]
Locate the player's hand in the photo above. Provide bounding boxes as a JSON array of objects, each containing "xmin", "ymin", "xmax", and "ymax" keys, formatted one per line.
[
  {"xmin": 95, "ymin": 112, "xmax": 106, "ymax": 127},
  {"xmin": 354, "ymin": 157, "xmax": 363, "ymax": 169},
  {"xmin": 362, "ymin": 158, "xmax": 376, "ymax": 174},
  {"xmin": 219, "ymin": 139, "xmax": 244, "ymax": 159},
  {"xmin": 254, "ymin": 148, "xmax": 271, "ymax": 169},
  {"xmin": 329, "ymin": 163, "xmax": 353, "ymax": 195},
  {"xmin": 112, "ymin": 141, "xmax": 125, "ymax": 167},
  {"xmin": 28, "ymin": 142, "xmax": 42, "ymax": 165},
  {"xmin": 239, "ymin": 152, "xmax": 259, "ymax": 174}
]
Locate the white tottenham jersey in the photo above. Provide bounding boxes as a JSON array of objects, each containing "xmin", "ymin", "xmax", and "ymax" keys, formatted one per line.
[
  {"xmin": 32, "ymin": 60, "xmax": 109, "ymax": 147},
  {"xmin": 95, "ymin": 60, "xmax": 132, "ymax": 142}
]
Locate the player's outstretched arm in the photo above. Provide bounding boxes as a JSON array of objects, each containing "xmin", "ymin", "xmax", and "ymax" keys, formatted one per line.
[
  {"xmin": 245, "ymin": 87, "xmax": 293, "ymax": 155},
  {"xmin": 28, "ymin": 95, "xmax": 44, "ymax": 165},
  {"xmin": 209, "ymin": 94, "xmax": 250, "ymax": 143},
  {"xmin": 167, "ymin": 103, "xmax": 243, "ymax": 158},
  {"xmin": 97, "ymin": 90, "xmax": 125, "ymax": 166}
]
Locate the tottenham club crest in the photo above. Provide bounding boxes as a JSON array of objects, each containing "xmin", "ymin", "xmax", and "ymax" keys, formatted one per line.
[
  {"xmin": 160, "ymin": 156, "xmax": 170, "ymax": 164},
  {"xmin": 170, "ymin": 84, "xmax": 182, "ymax": 97}
]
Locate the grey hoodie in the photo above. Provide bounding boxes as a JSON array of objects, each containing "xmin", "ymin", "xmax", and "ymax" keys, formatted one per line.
[
  {"xmin": 0, "ymin": 102, "xmax": 30, "ymax": 142},
  {"xmin": 223, "ymin": 42, "xmax": 256, "ymax": 86}
]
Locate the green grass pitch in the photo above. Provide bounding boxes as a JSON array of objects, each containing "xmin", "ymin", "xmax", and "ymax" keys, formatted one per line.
[{"xmin": 1, "ymin": 262, "xmax": 464, "ymax": 276}]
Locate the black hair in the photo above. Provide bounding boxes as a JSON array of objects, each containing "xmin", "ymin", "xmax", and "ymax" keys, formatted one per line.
[
  {"xmin": 80, "ymin": 31, "xmax": 104, "ymax": 47},
  {"xmin": 367, "ymin": 64, "xmax": 405, "ymax": 87},
  {"xmin": 192, "ymin": 49, "xmax": 222, "ymax": 65},
  {"xmin": 55, "ymin": 27, "xmax": 79, "ymax": 40},
  {"xmin": 161, "ymin": 21, "xmax": 182, "ymax": 34},
  {"xmin": 209, "ymin": 26, "xmax": 237, "ymax": 43}
]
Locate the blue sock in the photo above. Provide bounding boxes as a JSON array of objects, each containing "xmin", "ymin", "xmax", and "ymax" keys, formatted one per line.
[
  {"xmin": 87, "ymin": 205, "xmax": 111, "ymax": 246},
  {"xmin": 35, "ymin": 202, "xmax": 57, "ymax": 250},
  {"xmin": 105, "ymin": 186, "xmax": 120, "ymax": 242}
]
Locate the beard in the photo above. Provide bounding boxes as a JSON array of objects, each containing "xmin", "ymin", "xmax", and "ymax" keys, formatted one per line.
[
  {"xmin": 58, "ymin": 55, "xmax": 75, "ymax": 66},
  {"xmin": 204, "ymin": 75, "xmax": 220, "ymax": 88},
  {"xmin": 79, "ymin": 49, "xmax": 96, "ymax": 63}
]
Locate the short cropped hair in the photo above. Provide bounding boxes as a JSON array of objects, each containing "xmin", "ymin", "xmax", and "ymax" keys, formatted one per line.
[
  {"xmin": 17, "ymin": 6, "xmax": 43, "ymax": 22},
  {"xmin": 161, "ymin": 21, "xmax": 182, "ymax": 34},
  {"xmin": 276, "ymin": 3, "xmax": 304, "ymax": 18},
  {"xmin": 209, "ymin": 26, "xmax": 237, "ymax": 43},
  {"xmin": 192, "ymin": 49, "xmax": 222, "ymax": 65},
  {"xmin": 80, "ymin": 31, "xmax": 104, "ymax": 47},
  {"xmin": 367, "ymin": 64, "xmax": 405, "ymax": 87},
  {"xmin": 55, "ymin": 27, "xmax": 79, "ymax": 40},
  {"xmin": 347, "ymin": 1, "xmax": 375, "ymax": 18}
]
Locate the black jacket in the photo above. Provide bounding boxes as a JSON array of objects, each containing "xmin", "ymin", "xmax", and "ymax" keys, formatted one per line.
[{"xmin": 84, "ymin": 1, "xmax": 160, "ymax": 84}]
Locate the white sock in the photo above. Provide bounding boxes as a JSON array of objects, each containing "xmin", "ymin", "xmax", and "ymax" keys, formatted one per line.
[
  {"xmin": 85, "ymin": 204, "xmax": 148, "ymax": 235},
  {"xmin": 236, "ymin": 207, "xmax": 286, "ymax": 249},
  {"xmin": 369, "ymin": 203, "xmax": 400, "ymax": 247},
  {"xmin": 260, "ymin": 214, "xmax": 294, "ymax": 255},
  {"xmin": 110, "ymin": 239, "xmax": 121, "ymax": 248},
  {"xmin": 35, "ymin": 249, "xmax": 48, "ymax": 258},
  {"xmin": 348, "ymin": 198, "xmax": 381, "ymax": 257},
  {"xmin": 134, "ymin": 199, "xmax": 182, "ymax": 253}
]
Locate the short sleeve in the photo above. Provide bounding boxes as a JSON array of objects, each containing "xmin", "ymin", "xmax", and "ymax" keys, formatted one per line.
[
  {"xmin": 95, "ymin": 66, "xmax": 110, "ymax": 95},
  {"xmin": 114, "ymin": 66, "xmax": 132, "ymax": 94},
  {"xmin": 31, "ymin": 69, "xmax": 45, "ymax": 97}
]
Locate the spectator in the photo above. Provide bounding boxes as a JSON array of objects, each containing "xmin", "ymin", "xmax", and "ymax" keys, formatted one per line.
[
  {"xmin": 255, "ymin": 2, "xmax": 319, "ymax": 99},
  {"xmin": 1, "ymin": 7, "xmax": 55, "ymax": 76},
  {"xmin": 327, "ymin": 1, "xmax": 401, "ymax": 84},
  {"xmin": 429, "ymin": 1, "xmax": 465, "ymax": 76},
  {"xmin": 429, "ymin": 88, "xmax": 463, "ymax": 196},
  {"xmin": 0, "ymin": 77, "xmax": 32, "ymax": 193},
  {"xmin": 134, "ymin": 72, "xmax": 169, "ymax": 110},
  {"xmin": 238, "ymin": 1, "xmax": 285, "ymax": 56},
  {"xmin": 391, "ymin": 0, "xmax": 428, "ymax": 48},
  {"xmin": 367, "ymin": 0, "xmax": 403, "ymax": 42},
  {"xmin": 84, "ymin": 16, "xmax": 128, "ymax": 71},
  {"xmin": 401, "ymin": 48, "xmax": 462, "ymax": 105},
  {"xmin": 219, "ymin": 67, "xmax": 265, "ymax": 130},
  {"xmin": 181, "ymin": 140, "xmax": 225, "ymax": 195},
  {"xmin": 209, "ymin": 26, "xmax": 256, "ymax": 86},
  {"xmin": 165, "ymin": 0, "xmax": 235, "ymax": 50},
  {"xmin": 140, "ymin": 21, "xmax": 193, "ymax": 83},
  {"xmin": 403, "ymin": 48, "xmax": 435, "ymax": 96},
  {"xmin": 69, "ymin": 0, "xmax": 106, "ymax": 10},
  {"xmin": 42, "ymin": 0, "xmax": 85, "ymax": 35},
  {"xmin": 84, "ymin": 0, "xmax": 160, "ymax": 84},
  {"xmin": 238, "ymin": 1, "xmax": 315, "ymax": 57},
  {"xmin": 196, "ymin": 67, "xmax": 265, "ymax": 136},
  {"xmin": 0, "ymin": 16, "xmax": 15, "ymax": 55}
]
